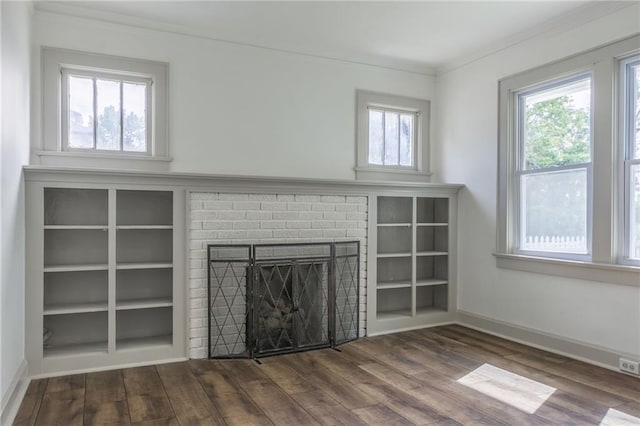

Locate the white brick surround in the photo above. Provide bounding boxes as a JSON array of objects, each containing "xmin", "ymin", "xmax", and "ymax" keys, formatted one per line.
[{"xmin": 189, "ymin": 192, "xmax": 368, "ymax": 359}]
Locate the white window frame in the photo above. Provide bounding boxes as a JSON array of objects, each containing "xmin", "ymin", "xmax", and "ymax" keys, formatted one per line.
[
  {"xmin": 496, "ymin": 35, "xmax": 640, "ymax": 286},
  {"xmin": 40, "ymin": 47, "xmax": 170, "ymax": 170},
  {"xmin": 355, "ymin": 90, "xmax": 431, "ymax": 182},
  {"xmin": 619, "ymin": 54, "xmax": 640, "ymax": 267},
  {"xmin": 512, "ymin": 73, "xmax": 594, "ymax": 262}
]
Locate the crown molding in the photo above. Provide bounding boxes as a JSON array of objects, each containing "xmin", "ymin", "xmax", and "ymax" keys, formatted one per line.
[{"xmin": 437, "ymin": 1, "xmax": 636, "ymax": 76}]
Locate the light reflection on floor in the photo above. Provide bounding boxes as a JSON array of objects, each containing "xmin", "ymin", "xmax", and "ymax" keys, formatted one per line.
[
  {"xmin": 457, "ymin": 363, "xmax": 556, "ymax": 414},
  {"xmin": 599, "ymin": 408, "xmax": 640, "ymax": 426}
]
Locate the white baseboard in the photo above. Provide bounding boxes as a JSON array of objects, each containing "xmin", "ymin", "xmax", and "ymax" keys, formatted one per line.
[
  {"xmin": 456, "ymin": 310, "xmax": 638, "ymax": 373},
  {"xmin": 1, "ymin": 360, "xmax": 30, "ymax": 426}
]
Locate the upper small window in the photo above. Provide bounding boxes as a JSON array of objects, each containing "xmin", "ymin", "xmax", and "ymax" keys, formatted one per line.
[
  {"xmin": 63, "ymin": 69, "xmax": 151, "ymax": 154},
  {"xmin": 356, "ymin": 90, "xmax": 431, "ymax": 182},
  {"xmin": 41, "ymin": 48, "xmax": 169, "ymax": 171}
]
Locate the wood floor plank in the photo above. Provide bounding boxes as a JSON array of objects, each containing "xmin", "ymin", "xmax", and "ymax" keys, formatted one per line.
[
  {"xmin": 156, "ymin": 363, "xmax": 225, "ymax": 425},
  {"xmin": 123, "ymin": 366, "xmax": 175, "ymax": 423},
  {"xmin": 198, "ymin": 370, "xmax": 265, "ymax": 420},
  {"xmin": 84, "ymin": 370, "xmax": 130, "ymax": 424},
  {"xmin": 352, "ymin": 403, "xmax": 414, "ymax": 425},
  {"xmin": 34, "ymin": 389, "xmax": 84, "ymax": 426},
  {"xmin": 12, "ymin": 379, "xmax": 48, "ymax": 426},
  {"xmin": 44, "ymin": 374, "xmax": 85, "ymax": 393},
  {"xmin": 259, "ymin": 360, "xmax": 317, "ymax": 394},
  {"xmin": 240, "ymin": 379, "xmax": 319, "ymax": 424},
  {"xmin": 306, "ymin": 402, "xmax": 370, "ymax": 426}
]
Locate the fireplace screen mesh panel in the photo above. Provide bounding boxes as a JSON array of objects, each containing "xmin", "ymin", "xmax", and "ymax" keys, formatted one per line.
[
  {"xmin": 334, "ymin": 242, "xmax": 360, "ymax": 344},
  {"xmin": 208, "ymin": 245, "xmax": 251, "ymax": 358},
  {"xmin": 208, "ymin": 242, "xmax": 359, "ymax": 359}
]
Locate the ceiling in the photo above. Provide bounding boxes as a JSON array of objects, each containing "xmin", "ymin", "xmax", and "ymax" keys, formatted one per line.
[{"xmin": 35, "ymin": 1, "xmax": 630, "ymax": 74}]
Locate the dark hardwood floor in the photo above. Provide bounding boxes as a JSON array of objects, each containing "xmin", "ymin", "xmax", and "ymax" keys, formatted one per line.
[{"xmin": 13, "ymin": 325, "xmax": 640, "ymax": 425}]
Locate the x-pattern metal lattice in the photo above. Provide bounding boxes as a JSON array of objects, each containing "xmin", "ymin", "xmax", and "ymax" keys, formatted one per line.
[
  {"xmin": 296, "ymin": 262, "xmax": 329, "ymax": 347},
  {"xmin": 209, "ymin": 261, "xmax": 248, "ymax": 357},
  {"xmin": 335, "ymin": 254, "xmax": 359, "ymax": 343},
  {"xmin": 257, "ymin": 263, "xmax": 294, "ymax": 352}
]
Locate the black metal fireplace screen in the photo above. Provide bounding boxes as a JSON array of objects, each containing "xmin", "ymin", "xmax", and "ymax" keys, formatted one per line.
[{"xmin": 207, "ymin": 241, "xmax": 360, "ymax": 358}]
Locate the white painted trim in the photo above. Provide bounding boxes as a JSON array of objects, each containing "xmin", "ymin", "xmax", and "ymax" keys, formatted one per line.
[
  {"xmin": 366, "ymin": 321, "xmax": 456, "ymax": 337},
  {"xmin": 24, "ymin": 166, "xmax": 463, "ymax": 194},
  {"xmin": 0, "ymin": 360, "xmax": 29, "ymax": 426},
  {"xmin": 29, "ymin": 356, "xmax": 188, "ymax": 380},
  {"xmin": 494, "ymin": 253, "xmax": 640, "ymax": 287},
  {"xmin": 457, "ymin": 310, "xmax": 639, "ymax": 373}
]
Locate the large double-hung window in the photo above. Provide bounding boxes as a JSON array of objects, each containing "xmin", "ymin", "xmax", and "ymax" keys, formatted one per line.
[
  {"xmin": 515, "ymin": 74, "xmax": 592, "ymax": 258},
  {"xmin": 621, "ymin": 55, "xmax": 640, "ymax": 264},
  {"xmin": 497, "ymin": 35, "xmax": 640, "ymax": 284}
]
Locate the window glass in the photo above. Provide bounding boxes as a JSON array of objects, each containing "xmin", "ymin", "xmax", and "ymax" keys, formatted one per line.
[
  {"xmin": 68, "ymin": 76, "xmax": 94, "ymax": 149},
  {"xmin": 522, "ymin": 78, "xmax": 591, "ymax": 170},
  {"xmin": 368, "ymin": 109, "xmax": 415, "ymax": 167},
  {"xmin": 65, "ymin": 72, "xmax": 149, "ymax": 153},
  {"xmin": 516, "ymin": 75, "xmax": 592, "ymax": 256}
]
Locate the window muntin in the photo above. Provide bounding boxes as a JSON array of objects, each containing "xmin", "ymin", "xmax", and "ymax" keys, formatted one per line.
[
  {"xmin": 62, "ymin": 68, "xmax": 151, "ymax": 154},
  {"xmin": 515, "ymin": 74, "xmax": 592, "ymax": 256},
  {"xmin": 622, "ymin": 55, "xmax": 640, "ymax": 263},
  {"xmin": 367, "ymin": 108, "xmax": 416, "ymax": 167}
]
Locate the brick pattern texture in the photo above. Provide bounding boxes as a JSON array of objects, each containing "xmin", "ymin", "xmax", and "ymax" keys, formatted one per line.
[{"xmin": 189, "ymin": 192, "xmax": 368, "ymax": 359}]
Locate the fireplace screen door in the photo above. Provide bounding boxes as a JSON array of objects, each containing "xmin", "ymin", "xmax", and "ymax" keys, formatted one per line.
[{"xmin": 208, "ymin": 242, "xmax": 360, "ymax": 358}]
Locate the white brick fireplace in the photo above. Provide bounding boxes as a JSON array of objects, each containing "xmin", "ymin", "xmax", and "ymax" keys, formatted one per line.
[{"xmin": 188, "ymin": 192, "xmax": 368, "ymax": 358}]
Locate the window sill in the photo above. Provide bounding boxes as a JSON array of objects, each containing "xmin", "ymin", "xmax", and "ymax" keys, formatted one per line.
[
  {"xmin": 494, "ymin": 253, "xmax": 640, "ymax": 287},
  {"xmin": 354, "ymin": 166, "xmax": 433, "ymax": 183},
  {"xmin": 36, "ymin": 151, "xmax": 172, "ymax": 172}
]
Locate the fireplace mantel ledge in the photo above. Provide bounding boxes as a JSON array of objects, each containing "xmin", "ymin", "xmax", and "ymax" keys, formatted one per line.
[{"xmin": 24, "ymin": 166, "xmax": 464, "ymax": 194}]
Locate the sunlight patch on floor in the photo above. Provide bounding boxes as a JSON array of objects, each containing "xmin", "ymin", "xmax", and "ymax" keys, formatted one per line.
[
  {"xmin": 599, "ymin": 408, "xmax": 640, "ymax": 426},
  {"xmin": 457, "ymin": 363, "xmax": 556, "ymax": 414}
]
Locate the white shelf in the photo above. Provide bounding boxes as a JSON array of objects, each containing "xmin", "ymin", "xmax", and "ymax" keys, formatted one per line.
[
  {"xmin": 117, "ymin": 334, "xmax": 172, "ymax": 351},
  {"xmin": 377, "ymin": 309, "xmax": 412, "ymax": 320},
  {"xmin": 44, "ymin": 264, "xmax": 108, "ymax": 273},
  {"xmin": 416, "ymin": 223, "xmax": 448, "ymax": 227},
  {"xmin": 377, "ymin": 223, "xmax": 412, "ymax": 228},
  {"xmin": 416, "ymin": 279, "xmax": 448, "ymax": 287},
  {"xmin": 377, "ymin": 281, "xmax": 411, "ymax": 289},
  {"xmin": 44, "ymin": 302, "xmax": 108, "ymax": 315},
  {"xmin": 116, "ymin": 262, "xmax": 173, "ymax": 270},
  {"xmin": 116, "ymin": 225, "xmax": 173, "ymax": 230},
  {"xmin": 116, "ymin": 298, "xmax": 173, "ymax": 311},
  {"xmin": 377, "ymin": 252, "xmax": 412, "ymax": 258},
  {"xmin": 45, "ymin": 225, "xmax": 108, "ymax": 230},
  {"xmin": 416, "ymin": 306, "xmax": 448, "ymax": 316},
  {"xmin": 416, "ymin": 251, "xmax": 448, "ymax": 257},
  {"xmin": 44, "ymin": 341, "xmax": 108, "ymax": 358}
]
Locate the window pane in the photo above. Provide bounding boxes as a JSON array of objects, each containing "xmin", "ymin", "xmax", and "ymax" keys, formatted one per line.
[
  {"xmin": 368, "ymin": 110, "xmax": 384, "ymax": 165},
  {"xmin": 632, "ymin": 64, "xmax": 640, "ymax": 159},
  {"xmin": 399, "ymin": 114, "xmax": 413, "ymax": 167},
  {"xmin": 123, "ymin": 82, "xmax": 147, "ymax": 152},
  {"xmin": 521, "ymin": 168, "xmax": 588, "ymax": 253},
  {"xmin": 68, "ymin": 76, "xmax": 94, "ymax": 149},
  {"xmin": 630, "ymin": 164, "xmax": 640, "ymax": 259},
  {"xmin": 96, "ymin": 79, "xmax": 121, "ymax": 150},
  {"xmin": 522, "ymin": 77, "xmax": 591, "ymax": 170},
  {"xmin": 384, "ymin": 111, "xmax": 399, "ymax": 165}
]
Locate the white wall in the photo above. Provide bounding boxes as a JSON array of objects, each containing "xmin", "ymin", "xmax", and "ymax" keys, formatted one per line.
[
  {"xmin": 1, "ymin": 0, "xmax": 31, "ymax": 406},
  {"xmin": 31, "ymin": 11, "xmax": 436, "ymax": 180},
  {"xmin": 436, "ymin": 5, "xmax": 640, "ymax": 358}
]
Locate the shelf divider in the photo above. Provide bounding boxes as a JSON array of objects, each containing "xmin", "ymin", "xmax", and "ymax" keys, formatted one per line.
[{"xmin": 44, "ymin": 302, "xmax": 108, "ymax": 316}]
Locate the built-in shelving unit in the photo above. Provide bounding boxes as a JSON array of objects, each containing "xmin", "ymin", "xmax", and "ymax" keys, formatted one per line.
[
  {"xmin": 369, "ymin": 193, "xmax": 457, "ymax": 335},
  {"xmin": 28, "ymin": 183, "xmax": 182, "ymax": 375}
]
